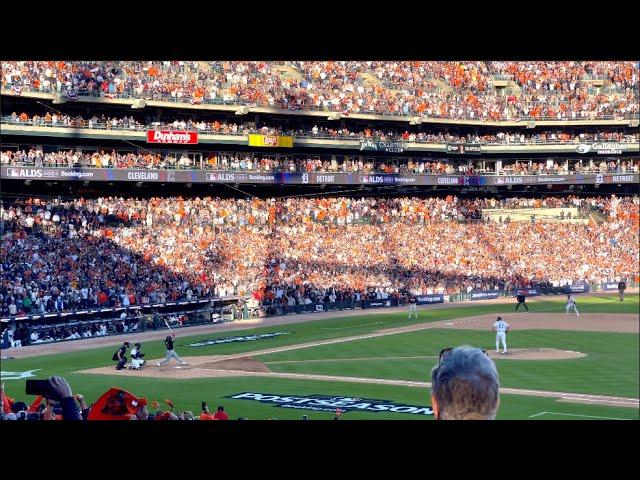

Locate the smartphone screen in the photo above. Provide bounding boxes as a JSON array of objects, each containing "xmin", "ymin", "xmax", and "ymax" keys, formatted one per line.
[{"xmin": 25, "ymin": 379, "xmax": 52, "ymax": 397}]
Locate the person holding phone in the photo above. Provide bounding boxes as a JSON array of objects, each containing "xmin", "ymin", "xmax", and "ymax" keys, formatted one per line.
[
  {"xmin": 25, "ymin": 376, "xmax": 82, "ymax": 420},
  {"xmin": 200, "ymin": 401, "xmax": 214, "ymax": 420}
]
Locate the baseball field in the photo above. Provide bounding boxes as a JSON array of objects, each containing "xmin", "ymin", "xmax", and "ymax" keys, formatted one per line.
[{"xmin": 2, "ymin": 293, "xmax": 638, "ymax": 420}]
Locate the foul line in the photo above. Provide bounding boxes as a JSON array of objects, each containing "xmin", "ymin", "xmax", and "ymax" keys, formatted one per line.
[
  {"xmin": 529, "ymin": 411, "xmax": 629, "ymax": 420},
  {"xmin": 265, "ymin": 355, "xmax": 438, "ymax": 364},
  {"xmin": 320, "ymin": 321, "xmax": 386, "ymax": 330}
]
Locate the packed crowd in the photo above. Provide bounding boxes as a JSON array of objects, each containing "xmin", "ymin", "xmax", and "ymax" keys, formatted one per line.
[
  {"xmin": 1, "ymin": 195, "xmax": 637, "ymax": 319},
  {"xmin": 2, "ymin": 61, "xmax": 638, "ymax": 120},
  {"xmin": 2, "ymin": 149, "xmax": 638, "ymax": 175},
  {"xmin": 4, "ymin": 110, "xmax": 639, "ymax": 145},
  {"xmin": 0, "ymin": 376, "xmax": 234, "ymax": 420}
]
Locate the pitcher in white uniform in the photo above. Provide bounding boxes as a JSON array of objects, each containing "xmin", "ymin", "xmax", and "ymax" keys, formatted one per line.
[
  {"xmin": 565, "ymin": 294, "xmax": 579, "ymax": 317},
  {"xmin": 492, "ymin": 316, "xmax": 510, "ymax": 354}
]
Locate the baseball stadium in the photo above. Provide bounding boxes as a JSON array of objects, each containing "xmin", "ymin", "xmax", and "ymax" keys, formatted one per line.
[{"xmin": 1, "ymin": 60, "xmax": 638, "ymax": 421}]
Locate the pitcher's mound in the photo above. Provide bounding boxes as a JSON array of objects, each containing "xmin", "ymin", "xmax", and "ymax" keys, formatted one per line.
[{"xmin": 487, "ymin": 348, "xmax": 586, "ymax": 360}]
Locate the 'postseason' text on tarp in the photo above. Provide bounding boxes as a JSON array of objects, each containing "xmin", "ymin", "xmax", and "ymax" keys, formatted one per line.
[{"xmin": 227, "ymin": 392, "xmax": 433, "ymax": 415}]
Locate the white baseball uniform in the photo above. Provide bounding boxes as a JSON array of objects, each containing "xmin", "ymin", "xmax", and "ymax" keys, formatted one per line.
[
  {"xmin": 493, "ymin": 319, "xmax": 509, "ymax": 353},
  {"xmin": 565, "ymin": 296, "xmax": 579, "ymax": 316},
  {"xmin": 408, "ymin": 301, "xmax": 418, "ymax": 318}
]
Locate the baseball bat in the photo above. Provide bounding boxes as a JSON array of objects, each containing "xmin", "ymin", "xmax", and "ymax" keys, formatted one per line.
[{"xmin": 163, "ymin": 318, "xmax": 175, "ymax": 335}]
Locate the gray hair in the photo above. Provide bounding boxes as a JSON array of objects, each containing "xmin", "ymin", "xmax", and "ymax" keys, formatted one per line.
[{"xmin": 431, "ymin": 346, "xmax": 500, "ymax": 420}]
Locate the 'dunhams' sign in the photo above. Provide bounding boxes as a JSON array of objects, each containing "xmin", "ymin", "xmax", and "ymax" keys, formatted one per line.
[
  {"xmin": 186, "ymin": 332, "xmax": 290, "ymax": 347},
  {"xmin": 226, "ymin": 392, "xmax": 433, "ymax": 416}
]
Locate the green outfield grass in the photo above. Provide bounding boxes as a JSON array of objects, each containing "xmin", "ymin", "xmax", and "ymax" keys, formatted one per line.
[
  {"xmin": 260, "ymin": 329, "xmax": 639, "ymax": 397},
  {"xmin": 1, "ymin": 294, "xmax": 637, "ymax": 420}
]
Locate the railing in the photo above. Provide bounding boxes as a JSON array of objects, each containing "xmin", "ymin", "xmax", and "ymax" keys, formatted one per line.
[
  {"xmin": 3, "ymin": 85, "xmax": 638, "ymax": 122},
  {"xmin": 0, "ymin": 296, "xmax": 238, "ymax": 323},
  {"xmin": 3, "ymin": 117, "xmax": 638, "ymax": 147},
  {"xmin": 2, "ymin": 158, "xmax": 637, "ymax": 176}
]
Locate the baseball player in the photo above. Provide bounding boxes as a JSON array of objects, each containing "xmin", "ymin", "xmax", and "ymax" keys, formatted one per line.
[
  {"xmin": 129, "ymin": 343, "xmax": 146, "ymax": 370},
  {"xmin": 492, "ymin": 316, "xmax": 509, "ymax": 354},
  {"xmin": 408, "ymin": 296, "xmax": 418, "ymax": 319},
  {"xmin": 565, "ymin": 294, "xmax": 579, "ymax": 317},
  {"xmin": 157, "ymin": 333, "xmax": 187, "ymax": 367}
]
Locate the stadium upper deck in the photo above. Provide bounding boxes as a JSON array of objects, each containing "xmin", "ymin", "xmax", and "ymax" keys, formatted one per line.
[{"xmin": 2, "ymin": 61, "xmax": 638, "ymax": 123}]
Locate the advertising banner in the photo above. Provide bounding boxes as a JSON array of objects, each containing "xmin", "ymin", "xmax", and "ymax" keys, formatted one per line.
[
  {"xmin": 512, "ymin": 288, "xmax": 540, "ymax": 297},
  {"xmin": 3, "ymin": 167, "xmax": 636, "ymax": 187},
  {"xmin": 359, "ymin": 140, "xmax": 407, "ymax": 153},
  {"xmin": 563, "ymin": 283, "xmax": 591, "ymax": 294},
  {"xmin": 470, "ymin": 290, "xmax": 501, "ymax": 301},
  {"xmin": 575, "ymin": 142, "xmax": 630, "ymax": 155},
  {"xmin": 248, "ymin": 134, "xmax": 294, "ymax": 148},
  {"xmin": 608, "ymin": 174, "xmax": 637, "ymax": 184},
  {"xmin": 601, "ymin": 282, "xmax": 620, "ymax": 291},
  {"xmin": 361, "ymin": 298, "xmax": 399, "ymax": 309},
  {"xmin": 445, "ymin": 143, "xmax": 482, "ymax": 154},
  {"xmin": 146, "ymin": 130, "xmax": 198, "ymax": 144},
  {"xmin": 492, "ymin": 176, "xmax": 527, "ymax": 185},
  {"xmin": 415, "ymin": 295, "xmax": 445, "ymax": 304}
]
